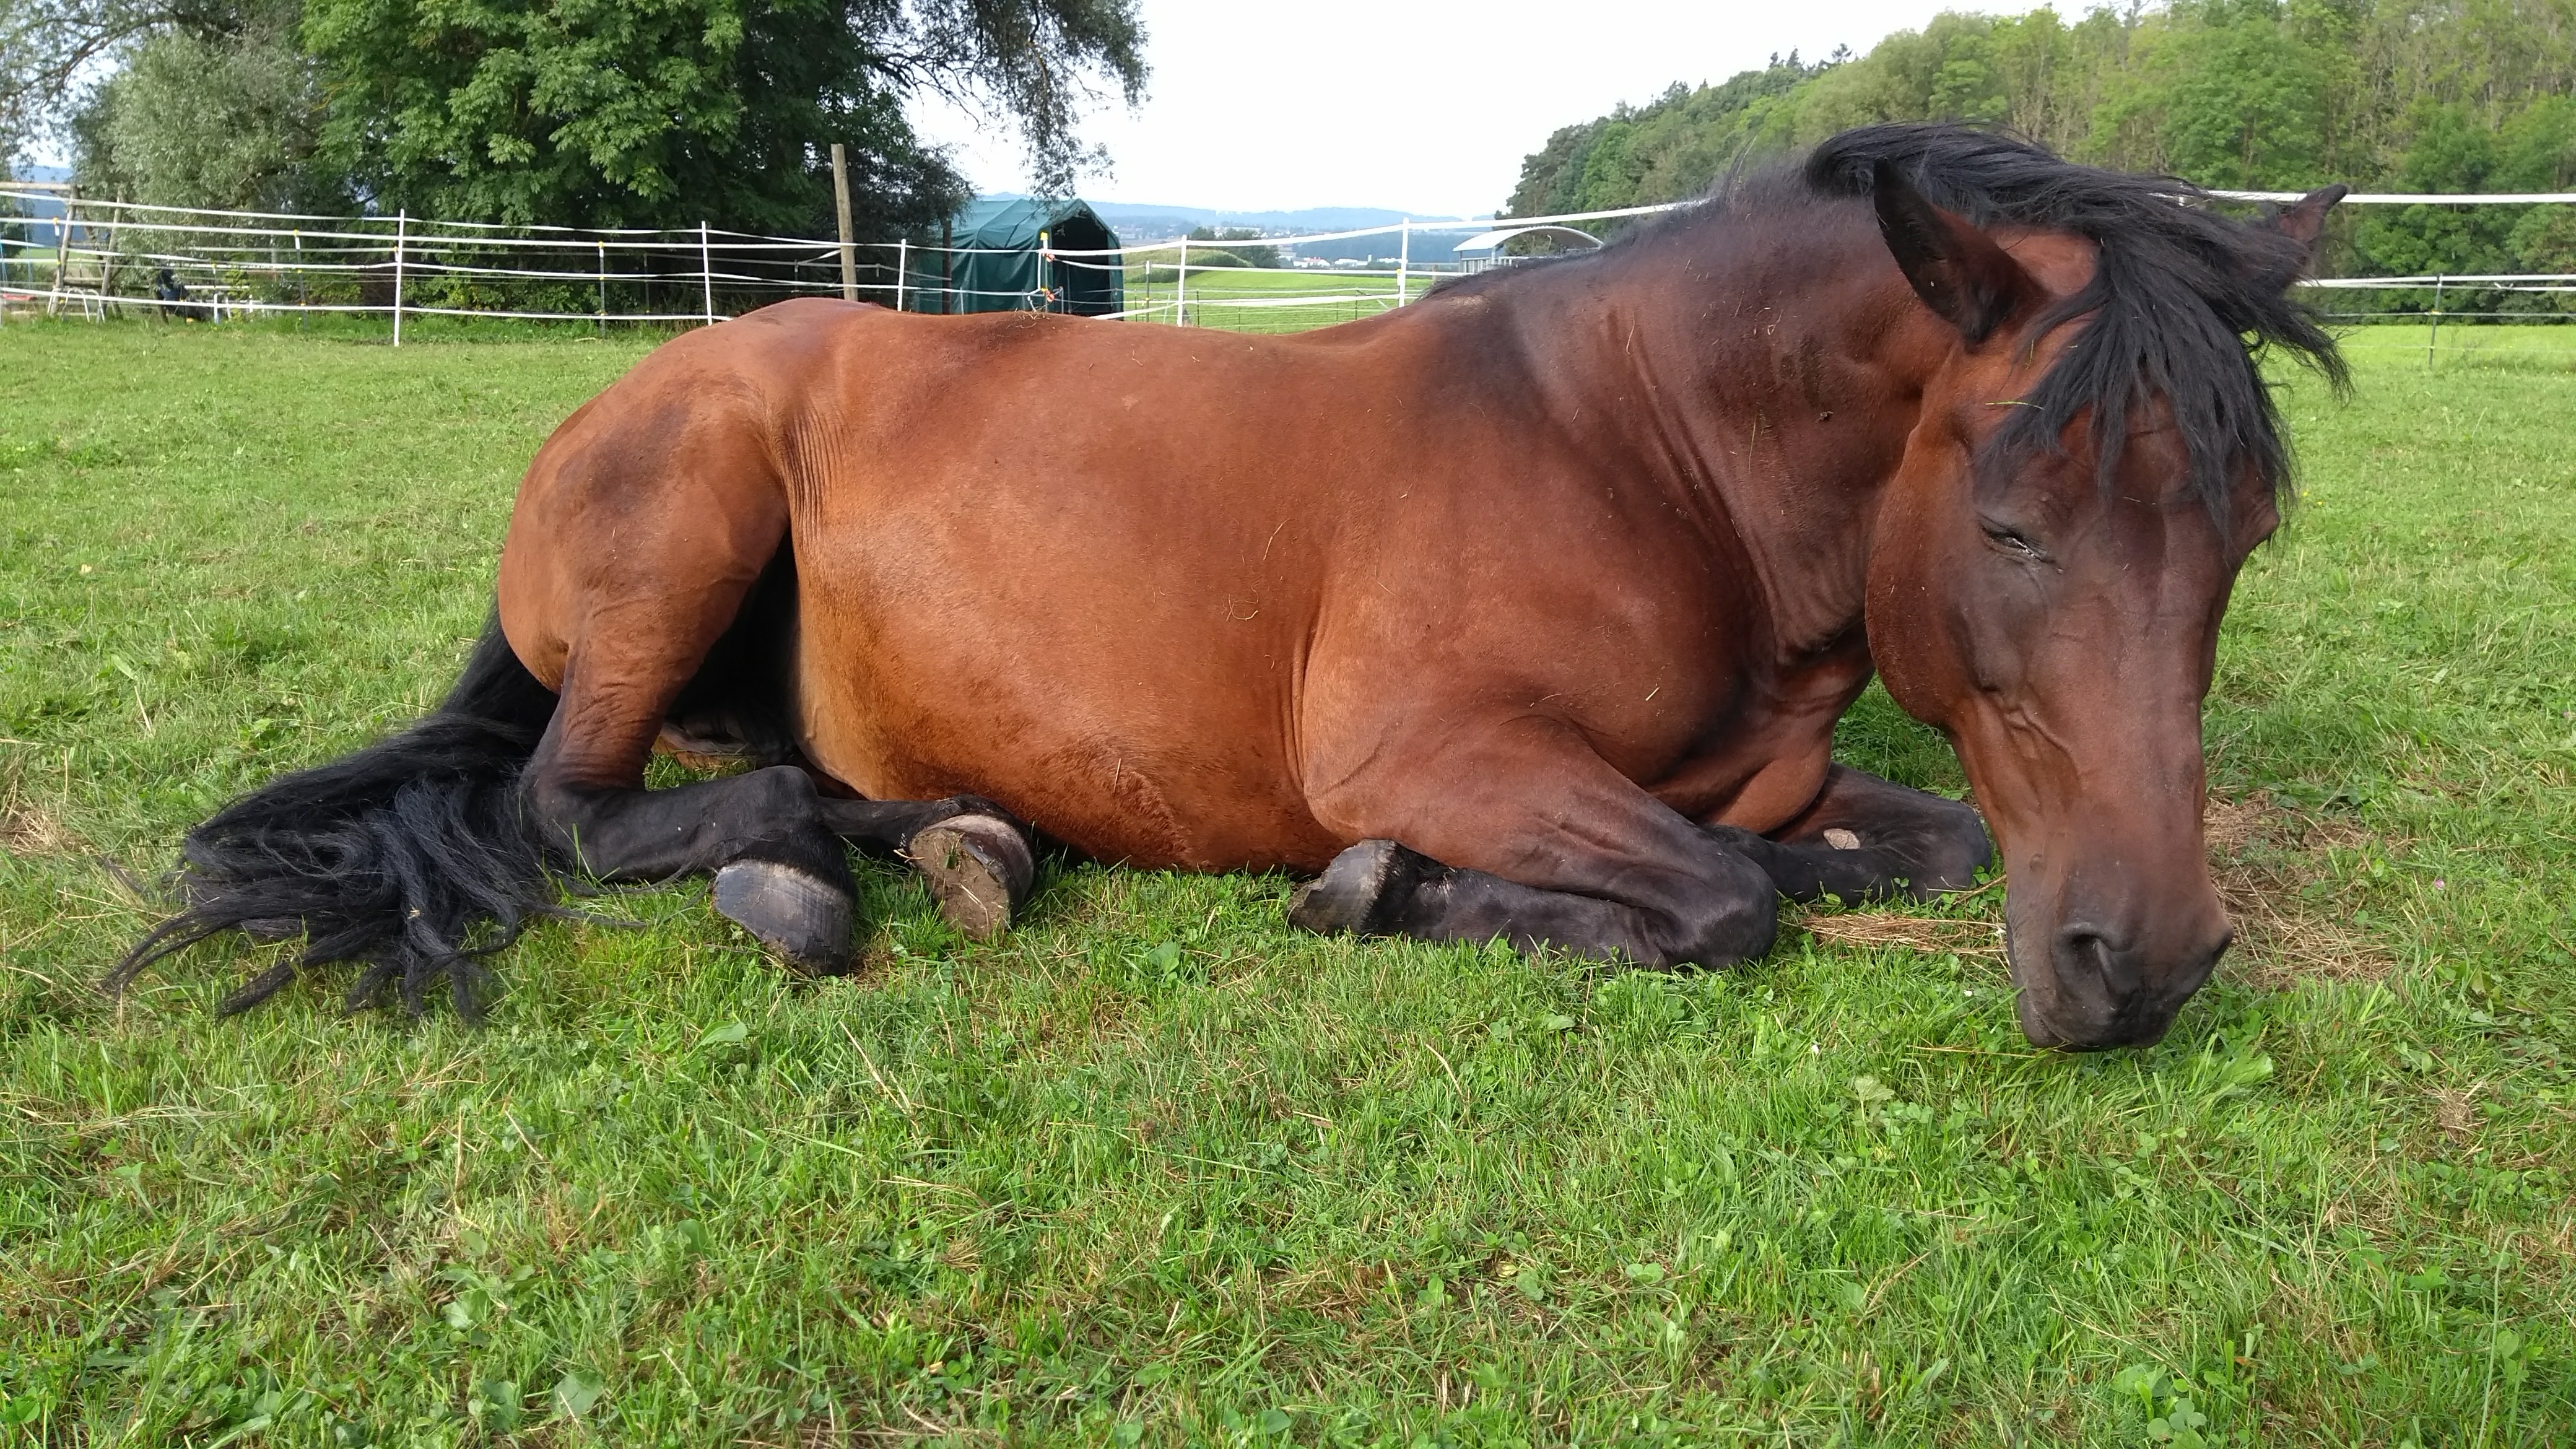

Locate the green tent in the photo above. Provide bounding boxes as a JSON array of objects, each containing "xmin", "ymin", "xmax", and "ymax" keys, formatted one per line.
[{"xmin": 905, "ymin": 197, "xmax": 1124, "ymax": 317}]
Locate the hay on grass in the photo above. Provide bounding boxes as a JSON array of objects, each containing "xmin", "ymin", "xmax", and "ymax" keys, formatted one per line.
[{"xmin": 1790, "ymin": 793, "xmax": 2391, "ymax": 987}]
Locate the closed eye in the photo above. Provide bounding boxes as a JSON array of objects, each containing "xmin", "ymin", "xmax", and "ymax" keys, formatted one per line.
[{"xmin": 1983, "ymin": 525, "xmax": 2044, "ymax": 560}]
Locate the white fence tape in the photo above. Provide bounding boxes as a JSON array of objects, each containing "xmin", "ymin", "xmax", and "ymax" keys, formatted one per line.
[{"xmin": 3, "ymin": 185, "xmax": 2570, "ymax": 334}]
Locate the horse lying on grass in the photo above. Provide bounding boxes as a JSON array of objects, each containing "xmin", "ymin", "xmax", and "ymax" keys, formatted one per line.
[{"xmin": 115, "ymin": 124, "xmax": 2344, "ymax": 1049}]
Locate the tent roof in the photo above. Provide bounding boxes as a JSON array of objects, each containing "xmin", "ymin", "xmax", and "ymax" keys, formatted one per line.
[{"xmin": 952, "ymin": 196, "xmax": 1120, "ymax": 250}]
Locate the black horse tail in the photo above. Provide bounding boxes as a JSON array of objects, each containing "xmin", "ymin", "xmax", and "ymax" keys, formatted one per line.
[{"xmin": 108, "ymin": 616, "xmax": 562, "ymax": 1020}]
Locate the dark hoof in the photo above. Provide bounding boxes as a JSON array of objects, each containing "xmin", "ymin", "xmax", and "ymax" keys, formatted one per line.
[
  {"xmin": 1287, "ymin": 838, "xmax": 1432, "ymax": 936},
  {"xmin": 713, "ymin": 860, "xmax": 856, "ymax": 973},
  {"xmin": 904, "ymin": 814, "xmax": 1032, "ymax": 941}
]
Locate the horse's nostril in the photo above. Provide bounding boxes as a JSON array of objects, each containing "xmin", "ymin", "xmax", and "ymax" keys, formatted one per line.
[{"xmin": 2056, "ymin": 926, "xmax": 2143, "ymax": 1002}]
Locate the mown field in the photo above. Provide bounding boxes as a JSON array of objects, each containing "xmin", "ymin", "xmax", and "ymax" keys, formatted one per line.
[{"xmin": 1, "ymin": 318, "xmax": 2572, "ymax": 1445}]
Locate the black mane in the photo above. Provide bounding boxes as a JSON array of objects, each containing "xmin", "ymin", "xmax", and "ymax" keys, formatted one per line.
[
  {"xmin": 1453, "ymin": 124, "xmax": 2344, "ymax": 509},
  {"xmin": 1805, "ymin": 124, "xmax": 2343, "ymax": 510}
]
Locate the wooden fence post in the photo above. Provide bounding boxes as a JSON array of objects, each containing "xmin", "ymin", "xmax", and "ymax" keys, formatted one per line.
[{"xmin": 831, "ymin": 144, "xmax": 858, "ymax": 304}]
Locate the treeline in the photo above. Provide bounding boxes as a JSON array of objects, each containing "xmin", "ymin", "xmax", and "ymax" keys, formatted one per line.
[{"xmin": 1504, "ymin": 0, "xmax": 2576, "ymax": 295}]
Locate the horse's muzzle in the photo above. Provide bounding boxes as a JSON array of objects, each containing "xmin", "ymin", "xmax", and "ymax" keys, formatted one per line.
[{"xmin": 2011, "ymin": 918, "xmax": 2230, "ymax": 1050}]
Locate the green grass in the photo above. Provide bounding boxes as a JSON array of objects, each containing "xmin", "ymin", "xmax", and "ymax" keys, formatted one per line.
[
  {"xmin": 2, "ymin": 321, "xmax": 2572, "ymax": 1445},
  {"xmin": 1120, "ymin": 265, "xmax": 1422, "ymax": 334}
]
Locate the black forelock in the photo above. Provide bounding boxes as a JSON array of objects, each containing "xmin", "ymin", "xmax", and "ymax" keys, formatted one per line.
[{"xmin": 1803, "ymin": 123, "xmax": 2346, "ymax": 511}]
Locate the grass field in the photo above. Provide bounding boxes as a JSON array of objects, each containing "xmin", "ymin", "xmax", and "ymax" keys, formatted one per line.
[
  {"xmin": 1118, "ymin": 266, "xmax": 1422, "ymax": 333},
  {"xmin": 1, "ymin": 317, "xmax": 2572, "ymax": 1445}
]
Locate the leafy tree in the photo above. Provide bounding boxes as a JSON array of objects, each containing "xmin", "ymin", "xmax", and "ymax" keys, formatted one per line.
[
  {"xmin": 69, "ymin": 0, "xmax": 337, "ymax": 211},
  {"xmin": 27, "ymin": 0, "xmax": 1142, "ymax": 242},
  {"xmin": 2092, "ymin": 0, "xmax": 2332, "ymax": 188},
  {"xmin": 1503, "ymin": 62, "xmax": 1813, "ymax": 220},
  {"xmin": 2, "ymin": 0, "xmax": 191, "ymax": 161},
  {"xmin": 298, "ymin": 0, "xmax": 1144, "ymax": 233}
]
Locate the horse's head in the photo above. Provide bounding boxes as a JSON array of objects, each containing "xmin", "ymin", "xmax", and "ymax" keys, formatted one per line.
[{"xmin": 1850, "ymin": 150, "xmax": 2343, "ymax": 1049}]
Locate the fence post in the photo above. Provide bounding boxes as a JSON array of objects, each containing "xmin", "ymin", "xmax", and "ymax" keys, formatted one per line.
[
  {"xmin": 294, "ymin": 229, "xmax": 305, "ymax": 329},
  {"xmin": 831, "ymin": 144, "xmax": 858, "ymax": 304},
  {"xmin": 1396, "ymin": 218, "xmax": 1410, "ymax": 307},
  {"xmin": 1175, "ymin": 237, "xmax": 1188, "ymax": 326},
  {"xmin": 598, "ymin": 240, "xmax": 607, "ymax": 333},
  {"xmin": 392, "ymin": 208, "xmax": 406, "ymax": 346},
  {"xmin": 895, "ymin": 238, "xmax": 908, "ymax": 313},
  {"xmin": 2426, "ymin": 274, "xmax": 2444, "ymax": 366},
  {"xmin": 50, "ymin": 188, "xmax": 73, "ymax": 316},
  {"xmin": 701, "ymin": 221, "xmax": 715, "ymax": 324}
]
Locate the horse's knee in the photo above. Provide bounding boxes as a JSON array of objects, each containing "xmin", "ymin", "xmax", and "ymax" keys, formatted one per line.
[{"xmin": 1656, "ymin": 853, "xmax": 1778, "ymax": 966}]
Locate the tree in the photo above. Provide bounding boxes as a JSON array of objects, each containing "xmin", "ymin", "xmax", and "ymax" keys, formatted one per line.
[
  {"xmin": 19, "ymin": 0, "xmax": 1144, "ymax": 239},
  {"xmin": 2091, "ymin": 0, "xmax": 2332, "ymax": 188},
  {"xmin": 69, "ymin": 0, "xmax": 336, "ymax": 211},
  {"xmin": 2, "ymin": 0, "xmax": 190, "ymax": 161},
  {"xmin": 298, "ymin": 0, "xmax": 1145, "ymax": 233}
]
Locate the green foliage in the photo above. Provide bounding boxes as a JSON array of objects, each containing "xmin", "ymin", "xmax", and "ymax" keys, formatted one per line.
[
  {"xmin": 50, "ymin": 0, "xmax": 1143, "ymax": 238},
  {"xmin": 1504, "ymin": 0, "xmax": 2576, "ymax": 287},
  {"xmin": 69, "ymin": 0, "xmax": 338, "ymax": 212},
  {"xmin": 294, "ymin": 0, "xmax": 1142, "ymax": 232},
  {"xmin": 2, "ymin": 320, "xmax": 2575, "ymax": 1440}
]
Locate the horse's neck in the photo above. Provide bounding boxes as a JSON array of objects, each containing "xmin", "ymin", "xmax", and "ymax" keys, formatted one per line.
[{"xmin": 1503, "ymin": 222, "xmax": 1941, "ymax": 659}]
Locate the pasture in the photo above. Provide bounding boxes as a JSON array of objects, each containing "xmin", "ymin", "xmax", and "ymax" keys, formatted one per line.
[
  {"xmin": 1118, "ymin": 264, "xmax": 1420, "ymax": 333},
  {"xmin": 0, "ymin": 318, "xmax": 2572, "ymax": 1445}
]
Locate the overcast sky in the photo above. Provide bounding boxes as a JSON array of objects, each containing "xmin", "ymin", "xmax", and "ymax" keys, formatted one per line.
[{"xmin": 912, "ymin": 0, "xmax": 2009, "ymax": 217}]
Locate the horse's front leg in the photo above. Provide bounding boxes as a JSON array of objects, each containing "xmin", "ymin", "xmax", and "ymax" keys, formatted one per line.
[
  {"xmin": 1287, "ymin": 719, "xmax": 1778, "ymax": 968},
  {"xmin": 1713, "ymin": 763, "xmax": 1993, "ymax": 903}
]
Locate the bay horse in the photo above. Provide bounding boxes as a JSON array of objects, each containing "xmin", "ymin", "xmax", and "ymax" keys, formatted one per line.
[{"xmin": 116, "ymin": 125, "xmax": 2344, "ymax": 1049}]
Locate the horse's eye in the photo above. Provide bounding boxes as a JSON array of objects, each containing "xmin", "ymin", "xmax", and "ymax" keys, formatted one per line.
[{"xmin": 1983, "ymin": 526, "xmax": 2041, "ymax": 558}]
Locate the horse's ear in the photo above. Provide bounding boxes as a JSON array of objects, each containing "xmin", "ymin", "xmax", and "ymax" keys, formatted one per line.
[
  {"xmin": 1869, "ymin": 157, "xmax": 2035, "ymax": 346},
  {"xmin": 2252, "ymin": 183, "xmax": 2348, "ymax": 289}
]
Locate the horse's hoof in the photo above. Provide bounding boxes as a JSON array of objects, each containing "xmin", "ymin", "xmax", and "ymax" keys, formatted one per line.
[
  {"xmin": 713, "ymin": 860, "xmax": 856, "ymax": 973},
  {"xmin": 905, "ymin": 814, "xmax": 1032, "ymax": 941},
  {"xmin": 1288, "ymin": 838, "xmax": 1424, "ymax": 936}
]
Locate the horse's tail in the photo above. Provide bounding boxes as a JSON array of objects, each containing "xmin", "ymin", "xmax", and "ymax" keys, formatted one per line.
[{"xmin": 108, "ymin": 614, "xmax": 561, "ymax": 1020}]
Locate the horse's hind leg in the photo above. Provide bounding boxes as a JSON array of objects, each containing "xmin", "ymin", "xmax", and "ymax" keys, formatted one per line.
[
  {"xmin": 531, "ymin": 650, "xmax": 863, "ymax": 969},
  {"xmin": 819, "ymin": 798, "xmax": 1036, "ymax": 941},
  {"xmin": 1720, "ymin": 764, "xmax": 1992, "ymax": 903}
]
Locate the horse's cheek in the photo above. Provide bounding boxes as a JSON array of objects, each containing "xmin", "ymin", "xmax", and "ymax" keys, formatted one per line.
[{"xmin": 1861, "ymin": 505, "xmax": 1965, "ymax": 729}]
